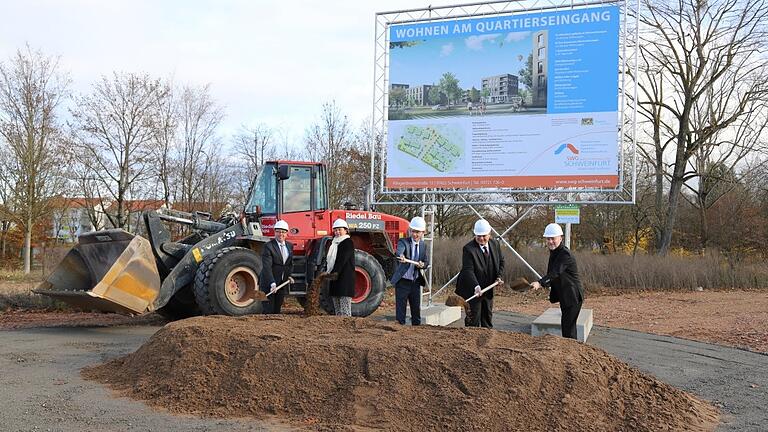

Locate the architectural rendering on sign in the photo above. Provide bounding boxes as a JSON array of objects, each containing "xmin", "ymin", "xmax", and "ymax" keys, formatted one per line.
[{"xmin": 385, "ymin": 5, "xmax": 621, "ymax": 189}]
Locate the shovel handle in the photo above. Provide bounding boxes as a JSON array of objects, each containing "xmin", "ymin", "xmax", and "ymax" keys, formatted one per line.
[
  {"xmin": 463, "ymin": 280, "xmax": 501, "ymax": 302},
  {"xmin": 266, "ymin": 277, "xmax": 294, "ymax": 297},
  {"xmin": 398, "ymin": 256, "xmax": 425, "ymax": 267}
]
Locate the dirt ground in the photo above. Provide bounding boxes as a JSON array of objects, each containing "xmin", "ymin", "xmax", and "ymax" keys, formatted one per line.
[
  {"xmin": 2, "ymin": 281, "xmax": 766, "ymax": 431},
  {"xmin": 492, "ymin": 288, "xmax": 768, "ymax": 353},
  {"xmin": 1, "ymin": 281, "xmax": 766, "ymax": 353},
  {"xmin": 82, "ymin": 315, "xmax": 718, "ymax": 432}
]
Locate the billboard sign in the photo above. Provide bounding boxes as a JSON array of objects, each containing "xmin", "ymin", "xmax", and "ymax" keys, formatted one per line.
[
  {"xmin": 385, "ymin": 5, "xmax": 620, "ymax": 189},
  {"xmin": 555, "ymin": 204, "xmax": 580, "ymax": 224}
]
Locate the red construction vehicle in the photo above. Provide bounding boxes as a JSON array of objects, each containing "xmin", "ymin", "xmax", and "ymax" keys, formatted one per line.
[{"xmin": 36, "ymin": 161, "xmax": 410, "ymax": 319}]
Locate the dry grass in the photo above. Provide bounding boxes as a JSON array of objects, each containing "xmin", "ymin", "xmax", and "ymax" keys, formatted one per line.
[
  {"xmin": 0, "ymin": 268, "xmax": 44, "ymax": 282},
  {"xmin": 0, "ymin": 270, "xmax": 65, "ymax": 311},
  {"xmin": 430, "ymin": 237, "xmax": 768, "ymax": 291}
]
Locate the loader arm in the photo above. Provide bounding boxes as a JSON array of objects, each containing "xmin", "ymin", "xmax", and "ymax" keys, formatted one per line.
[{"xmin": 152, "ymin": 222, "xmax": 244, "ymax": 310}]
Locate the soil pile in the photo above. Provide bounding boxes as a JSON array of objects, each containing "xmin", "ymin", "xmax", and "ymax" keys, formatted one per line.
[{"xmin": 82, "ymin": 316, "xmax": 718, "ymax": 431}]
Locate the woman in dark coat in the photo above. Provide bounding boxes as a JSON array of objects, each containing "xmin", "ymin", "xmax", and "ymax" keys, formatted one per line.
[{"xmin": 326, "ymin": 218, "xmax": 355, "ymax": 316}]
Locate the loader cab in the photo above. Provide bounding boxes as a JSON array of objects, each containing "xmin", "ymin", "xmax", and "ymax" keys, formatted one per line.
[{"xmin": 244, "ymin": 161, "xmax": 329, "ymax": 253}]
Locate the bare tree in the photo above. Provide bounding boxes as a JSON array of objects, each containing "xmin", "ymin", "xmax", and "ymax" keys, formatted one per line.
[
  {"xmin": 173, "ymin": 84, "xmax": 224, "ymax": 211},
  {"xmin": 0, "ymin": 145, "xmax": 15, "ymax": 259},
  {"xmin": 71, "ymin": 72, "xmax": 168, "ymax": 229},
  {"xmin": 681, "ymin": 76, "xmax": 768, "ymax": 252},
  {"xmin": 0, "ymin": 46, "xmax": 70, "ymax": 273},
  {"xmin": 150, "ymin": 78, "xmax": 177, "ymax": 207},
  {"xmin": 70, "ymin": 158, "xmax": 108, "ymax": 232},
  {"xmin": 305, "ymin": 101, "xmax": 352, "ymax": 208},
  {"xmin": 636, "ymin": 0, "xmax": 768, "ymax": 255},
  {"xmin": 199, "ymin": 153, "xmax": 235, "ymax": 216},
  {"xmin": 273, "ymin": 125, "xmax": 306, "ymax": 160},
  {"xmin": 232, "ymin": 123, "xmax": 274, "ymax": 182}
]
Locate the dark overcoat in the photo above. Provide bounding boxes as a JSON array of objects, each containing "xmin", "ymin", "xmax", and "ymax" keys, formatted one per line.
[
  {"xmin": 455, "ymin": 238, "xmax": 505, "ymax": 300},
  {"xmin": 329, "ymin": 237, "xmax": 356, "ymax": 297},
  {"xmin": 259, "ymin": 239, "xmax": 294, "ymax": 292}
]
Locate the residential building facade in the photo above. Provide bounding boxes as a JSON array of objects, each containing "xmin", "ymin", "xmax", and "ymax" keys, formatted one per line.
[
  {"xmin": 532, "ymin": 30, "xmax": 548, "ymax": 107},
  {"xmin": 405, "ymin": 84, "xmax": 434, "ymax": 106},
  {"xmin": 481, "ymin": 74, "xmax": 519, "ymax": 103}
]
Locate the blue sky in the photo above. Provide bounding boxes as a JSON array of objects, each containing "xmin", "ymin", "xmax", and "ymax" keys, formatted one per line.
[{"xmin": 390, "ymin": 32, "xmax": 532, "ymax": 90}]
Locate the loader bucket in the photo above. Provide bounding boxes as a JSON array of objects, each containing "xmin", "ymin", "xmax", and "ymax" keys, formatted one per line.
[{"xmin": 34, "ymin": 229, "xmax": 161, "ymax": 315}]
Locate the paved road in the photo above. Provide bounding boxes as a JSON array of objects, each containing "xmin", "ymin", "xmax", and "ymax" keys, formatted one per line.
[
  {"xmin": 1, "ymin": 314, "xmax": 765, "ymax": 431},
  {"xmin": 494, "ymin": 312, "xmax": 768, "ymax": 432},
  {"xmin": 0, "ymin": 326, "xmax": 293, "ymax": 432}
]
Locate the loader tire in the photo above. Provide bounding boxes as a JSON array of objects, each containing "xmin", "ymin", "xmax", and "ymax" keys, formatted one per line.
[
  {"xmin": 193, "ymin": 246, "xmax": 263, "ymax": 316},
  {"xmin": 156, "ymin": 285, "xmax": 201, "ymax": 320},
  {"xmin": 318, "ymin": 250, "xmax": 386, "ymax": 317}
]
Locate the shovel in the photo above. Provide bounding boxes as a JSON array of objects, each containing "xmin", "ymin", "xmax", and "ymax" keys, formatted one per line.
[
  {"xmin": 398, "ymin": 256, "xmax": 425, "ymax": 267},
  {"xmin": 253, "ymin": 277, "xmax": 294, "ymax": 301},
  {"xmin": 445, "ymin": 280, "xmax": 501, "ymax": 309},
  {"xmin": 508, "ymin": 277, "xmax": 534, "ymax": 292},
  {"xmin": 445, "ymin": 280, "xmax": 501, "ymax": 322}
]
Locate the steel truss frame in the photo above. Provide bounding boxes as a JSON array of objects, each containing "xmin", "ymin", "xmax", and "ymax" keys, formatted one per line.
[{"xmin": 369, "ymin": 0, "xmax": 639, "ymax": 207}]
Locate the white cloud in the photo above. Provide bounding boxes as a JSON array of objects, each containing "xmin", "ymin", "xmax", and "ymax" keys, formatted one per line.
[
  {"xmin": 440, "ymin": 43, "xmax": 454, "ymax": 56},
  {"xmin": 464, "ymin": 34, "xmax": 500, "ymax": 51},
  {"xmin": 505, "ymin": 31, "xmax": 531, "ymax": 43}
]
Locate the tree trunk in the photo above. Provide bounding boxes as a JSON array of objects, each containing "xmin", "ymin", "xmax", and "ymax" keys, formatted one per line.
[
  {"xmin": 653, "ymin": 125, "xmax": 664, "ymax": 250},
  {"xmin": 698, "ymin": 193, "xmax": 708, "ymax": 255},
  {"xmin": 23, "ymin": 217, "xmax": 32, "ymax": 274},
  {"xmin": 658, "ymin": 139, "xmax": 689, "ymax": 255}
]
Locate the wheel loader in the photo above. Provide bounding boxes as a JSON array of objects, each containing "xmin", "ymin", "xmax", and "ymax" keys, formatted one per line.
[{"xmin": 35, "ymin": 161, "xmax": 410, "ymax": 319}]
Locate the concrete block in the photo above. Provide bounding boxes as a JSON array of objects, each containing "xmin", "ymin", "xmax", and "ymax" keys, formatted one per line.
[
  {"xmin": 406, "ymin": 305, "xmax": 463, "ymax": 326},
  {"xmin": 531, "ymin": 308, "xmax": 593, "ymax": 342}
]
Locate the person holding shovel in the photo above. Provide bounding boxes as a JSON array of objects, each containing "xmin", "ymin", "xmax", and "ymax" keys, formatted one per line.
[
  {"xmin": 530, "ymin": 223, "xmax": 584, "ymax": 340},
  {"xmin": 325, "ymin": 219, "xmax": 356, "ymax": 317},
  {"xmin": 260, "ymin": 220, "xmax": 293, "ymax": 314},
  {"xmin": 456, "ymin": 219, "xmax": 505, "ymax": 328},
  {"xmin": 391, "ymin": 216, "xmax": 430, "ymax": 325}
]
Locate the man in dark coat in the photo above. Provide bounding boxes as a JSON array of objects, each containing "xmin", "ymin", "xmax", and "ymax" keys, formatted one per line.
[
  {"xmin": 531, "ymin": 223, "xmax": 584, "ymax": 339},
  {"xmin": 391, "ymin": 216, "xmax": 430, "ymax": 325},
  {"xmin": 456, "ymin": 219, "xmax": 505, "ymax": 328},
  {"xmin": 260, "ymin": 219, "xmax": 293, "ymax": 314}
]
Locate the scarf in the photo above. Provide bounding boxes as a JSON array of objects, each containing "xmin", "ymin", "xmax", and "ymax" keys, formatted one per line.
[{"xmin": 326, "ymin": 234, "xmax": 350, "ymax": 273}]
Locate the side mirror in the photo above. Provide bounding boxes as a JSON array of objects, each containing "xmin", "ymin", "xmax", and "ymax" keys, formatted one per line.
[{"xmin": 277, "ymin": 165, "xmax": 290, "ymax": 180}]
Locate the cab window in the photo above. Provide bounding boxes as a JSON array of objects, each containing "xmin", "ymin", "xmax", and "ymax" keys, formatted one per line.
[
  {"xmin": 245, "ymin": 164, "xmax": 277, "ymax": 214},
  {"xmin": 282, "ymin": 166, "xmax": 312, "ymax": 213},
  {"xmin": 315, "ymin": 165, "xmax": 327, "ymax": 210}
]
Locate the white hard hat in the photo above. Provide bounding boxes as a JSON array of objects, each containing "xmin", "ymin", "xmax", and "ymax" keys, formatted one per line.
[
  {"xmin": 332, "ymin": 219, "xmax": 349, "ymax": 229},
  {"xmin": 274, "ymin": 220, "xmax": 289, "ymax": 231},
  {"xmin": 473, "ymin": 219, "xmax": 492, "ymax": 236},
  {"xmin": 409, "ymin": 216, "xmax": 426, "ymax": 231},
  {"xmin": 543, "ymin": 223, "xmax": 564, "ymax": 238}
]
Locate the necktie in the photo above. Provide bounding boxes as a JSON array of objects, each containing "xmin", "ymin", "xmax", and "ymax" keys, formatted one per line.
[
  {"xmin": 482, "ymin": 245, "xmax": 489, "ymax": 256},
  {"xmin": 279, "ymin": 243, "xmax": 288, "ymax": 263},
  {"xmin": 408, "ymin": 242, "xmax": 419, "ymax": 279}
]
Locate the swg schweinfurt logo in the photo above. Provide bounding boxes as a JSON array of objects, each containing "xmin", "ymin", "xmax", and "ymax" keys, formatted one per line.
[{"xmin": 554, "ymin": 143, "xmax": 579, "ymax": 155}]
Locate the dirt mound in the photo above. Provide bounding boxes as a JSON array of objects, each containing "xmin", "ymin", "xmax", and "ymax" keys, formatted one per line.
[{"xmin": 82, "ymin": 316, "xmax": 718, "ymax": 431}]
